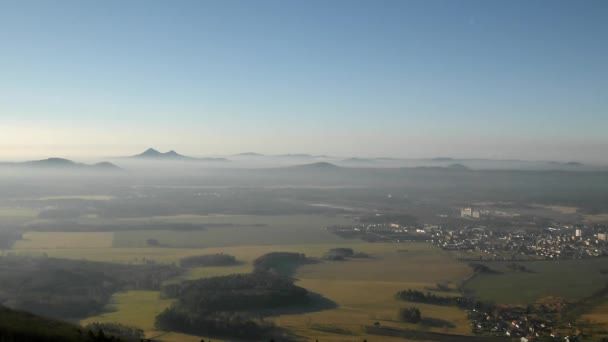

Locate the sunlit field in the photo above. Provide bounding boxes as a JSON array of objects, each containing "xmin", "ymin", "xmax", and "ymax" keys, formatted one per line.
[
  {"xmin": 13, "ymin": 231, "xmax": 114, "ymax": 249},
  {"xmin": 464, "ymin": 258, "xmax": 608, "ymax": 304},
  {"xmin": 68, "ymin": 242, "xmax": 474, "ymax": 341}
]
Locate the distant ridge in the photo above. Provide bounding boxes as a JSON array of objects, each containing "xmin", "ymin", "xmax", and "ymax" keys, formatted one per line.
[
  {"xmin": 235, "ymin": 152, "xmax": 264, "ymax": 157},
  {"xmin": 129, "ymin": 148, "xmax": 229, "ymax": 162},
  {"xmin": 277, "ymin": 153, "xmax": 315, "ymax": 158},
  {"xmin": 130, "ymin": 148, "xmax": 192, "ymax": 160},
  {"xmin": 0, "ymin": 158, "xmax": 121, "ymax": 170},
  {"xmin": 342, "ymin": 157, "xmax": 375, "ymax": 163},
  {"xmin": 290, "ymin": 162, "xmax": 340, "ymax": 169}
]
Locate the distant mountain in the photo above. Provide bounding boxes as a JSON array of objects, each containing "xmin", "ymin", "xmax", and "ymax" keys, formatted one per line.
[
  {"xmin": 342, "ymin": 157, "xmax": 375, "ymax": 163},
  {"xmin": 447, "ymin": 163, "xmax": 469, "ymax": 170},
  {"xmin": 131, "ymin": 148, "xmax": 192, "ymax": 160},
  {"xmin": 277, "ymin": 153, "xmax": 315, "ymax": 158},
  {"xmin": 0, "ymin": 158, "xmax": 121, "ymax": 170},
  {"xmin": 566, "ymin": 161, "xmax": 584, "ymax": 166},
  {"xmin": 129, "ymin": 148, "xmax": 229, "ymax": 162},
  {"xmin": 431, "ymin": 157, "xmax": 454, "ymax": 162},
  {"xmin": 235, "ymin": 152, "xmax": 264, "ymax": 157},
  {"xmin": 290, "ymin": 162, "xmax": 340, "ymax": 169}
]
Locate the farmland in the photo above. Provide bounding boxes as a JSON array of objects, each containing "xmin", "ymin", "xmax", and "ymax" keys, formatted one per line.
[
  {"xmin": 5, "ymin": 207, "xmax": 608, "ymax": 341},
  {"xmin": 71, "ymin": 241, "xmax": 474, "ymax": 341},
  {"xmin": 464, "ymin": 258, "xmax": 608, "ymax": 304}
]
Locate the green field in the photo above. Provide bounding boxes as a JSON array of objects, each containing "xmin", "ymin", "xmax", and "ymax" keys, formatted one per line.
[
  {"xmin": 14, "ymin": 231, "xmax": 114, "ymax": 249},
  {"xmin": 81, "ymin": 291, "xmax": 173, "ymax": 331},
  {"xmin": 2, "ymin": 209, "xmax": 480, "ymax": 342},
  {"xmin": 72, "ymin": 242, "xmax": 473, "ymax": 341},
  {"xmin": 0, "ymin": 207, "xmax": 39, "ymax": 224},
  {"xmin": 272, "ymin": 243, "xmax": 473, "ymax": 340},
  {"xmin": 464, "ymin": 259, "xmax": 608, "ymax": 304},
  {"xmin": 112, "ymin": 214, "xmax": 349, "ymax": 248}
]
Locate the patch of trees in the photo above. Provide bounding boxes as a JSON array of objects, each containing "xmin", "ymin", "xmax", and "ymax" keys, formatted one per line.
[
  {"xmin": 323, "ymin": 248, "xmax": 370, "ymax": 260},
  {"xmin": 159, "ymin": 272, "xmax": 309, "ymax": 308},
  {"xmin": 146, "ymin": 238, "xmax": 160, "ymax": 246},
  {"xmin": 395, "ymin": 289, "xmax": 489, "ymax": 311},
  {"xmin": 506, "ymin": 263, "xmax": 533, "ymax": 273},
  {"xmin": 0, "ymin": 305, "xmax": 139, "ymax": 342},
  {"xmin": 0, "ymin": 256, "xmax": 183, "ymax": 319},
  {"xmin": 468, "ymin": 263, "xmax": 501, "ymax": 274},
  {"xmin": 252, "ymin": 252, "xmax": 310, "ymax": 275},
  {"xmin": 0, "ymin": 231, "xmax": 21, "ymax": 249},
  {"xmin": 156, "ymin": 272, "xmax": 309, "ymax": 339},
  {"xmin": 83, "ymin": 323, "xmax": 143, "ymax": 341},
  {"xmin": 179, "ymin": 253, "xmax": 238, "ymax": 268},
  {"xmin": 398, "ymin": 307, "xmax": 422, "ymax": 323},
  {"xmin": 396, "ymin": 289, "xmax": 457, "ymax": 306}
]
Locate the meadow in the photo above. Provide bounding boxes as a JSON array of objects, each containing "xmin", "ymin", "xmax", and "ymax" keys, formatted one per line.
[
  {"xmin": 13, "ymin": 231, "xmax": 114, "ymax": 249},
  {"xmin": 75, "ymin": 242, "xmax": 473, "ymax": 341},
  {"xmin": 111, "ymin": 214, "xmax": 350, "ymax": 248},
  {"xmin": 0, "ymin": 207, "xmax": 39, "ymax": 224},
  {"xmin": 464, "ymin": 258, "xmax": 608, "ymax": 304}
]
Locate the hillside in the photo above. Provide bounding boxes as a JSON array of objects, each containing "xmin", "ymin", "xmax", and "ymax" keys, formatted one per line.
[
  {"xmin": 129, "ymin": 148, "xmax": 228, "ymax": 162},
  {"xmin": 0, "ymin": 158, "xmax": 120, "ymax": 171},
  {"xmin": 0, "ymin": 305, "xmax": 128, "ymax": 342}
]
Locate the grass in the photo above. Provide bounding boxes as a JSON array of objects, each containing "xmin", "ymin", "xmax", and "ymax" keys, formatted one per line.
[
  {"xmin": 13, "ymin": 232, "xmax": 114, "ymax": 249},
  {"xmin": 81, "ymin": 291, "xmax": 173, "ymax": 331},
  {"xmin": 8, "ymin": 213, "xmax": 475, "ymax": 341},
  {"xmin": 585, "ymin": 214, "xmax": 608, "ymax": 223},
  {"xmin": 270, "ymin": 243, "xmax": 473, "ymax": 339},
  {"xmin": 464, "ymin": 258, "xmax": 608, "ymax": 304},
  {"xmin": 533, "ymin": 204, "xmax": 579, "ymax": 214},
  {"xmin": 61, "ymin": 242, "xmax": 473, "ymax": 341},
  {"xmin": 112, "ymin": 214, "xmax": 350, "ymax": 248},
  {"xmin": 0, "ymin": 207, "xmax": 39, "ymax": 224},
  {"xmin": 38, "ymin": 195, "xmax": 115, "ymax": 201}
]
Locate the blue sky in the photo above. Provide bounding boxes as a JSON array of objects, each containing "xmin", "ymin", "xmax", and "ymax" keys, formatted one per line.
[{"xmin": 1, "ymin": 0, "xmax": 607, "ymax": 161}]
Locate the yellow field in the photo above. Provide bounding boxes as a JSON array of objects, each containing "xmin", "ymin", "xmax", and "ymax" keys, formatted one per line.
[
  {"xmin": 272, "ymin": 243, "xmax": 472, "ymax": 340},
  {"xmin": 13, "ymin": 232, "xmax": 114, "ymax": 249},
  {"xmin": 581, "ymin": 304, "xmax": 608, "ymax": 325},
  {"xmin": 585, "ymin": 214, "xmax": 608, "ymax": 223},
  {"xmin": 10, "ymin": 242, "xmax": 370, "ymax": 263},
  {"xmin": 70, "ymin": 242, "xmax": 472, "ymax": 341},
  {"xmin": 0, "ymin": 207, "xmax": 39, "ymax": 224},
  {"xmin": 534, "ymin": 205, "xmax": 579, "ymax": 214},
  {"xmin": 81, "ymin": 291, "xmax": 173, "ymax": 330},
  {"xmin": 11, "ymin": 228, "xmax": 474, "ymax": 341}
]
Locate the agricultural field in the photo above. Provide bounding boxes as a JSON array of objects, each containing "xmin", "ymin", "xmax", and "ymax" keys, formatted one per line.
[
  {"xmin": 81, "ymin": 291, "xmax": 173, "ymax": 331},
  {"xmin": 38, "ymin": 195, "xmax": 115, "ymax": 201},
  {"xmin": 585, "ymin": 213, "xmax": 608, "ymax": 223},
  {"xmin": 13, "ymin": 231, "xmax": 114, "ymax": 249},
  {"xmin": 112, "ymin": 214, "xmax": 350, "ymax": 248},
  {"xmin": 0, "ymin": 207, "xmax": 39, "ymax": 224},
  {"xmin": 579, "ymin": 298, "xmax": 608, "ymax": 340},
  {"xmin": 73, "ymin": 242, "xmax": 473, "ymax": 341},
  {"xmin": 272, "ymin": 243, "xmax": 473, "ymax": 340},
  {"xmin": 464, "ymin": 258, "xmax": 608, "ymax": 304}
]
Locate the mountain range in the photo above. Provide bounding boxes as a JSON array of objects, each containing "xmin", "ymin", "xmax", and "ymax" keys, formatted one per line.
[
  {"xmin": 0, "ymin": 158, "xmax": 121, "ymax": 170},
  {"xmin": 128, "ymin": 148, "xmax": 229, "ymax": 162}
]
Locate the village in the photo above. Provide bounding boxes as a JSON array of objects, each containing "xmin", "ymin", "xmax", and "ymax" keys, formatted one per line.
[{"xmin": 327, "ymin": 208, "xmax": 608, "ymax": 261}]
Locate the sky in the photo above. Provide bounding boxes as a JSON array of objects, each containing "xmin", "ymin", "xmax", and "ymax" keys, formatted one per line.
[{"xmin": 1, "ymin": 0, "xmax": 607, "ymax": 162}]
